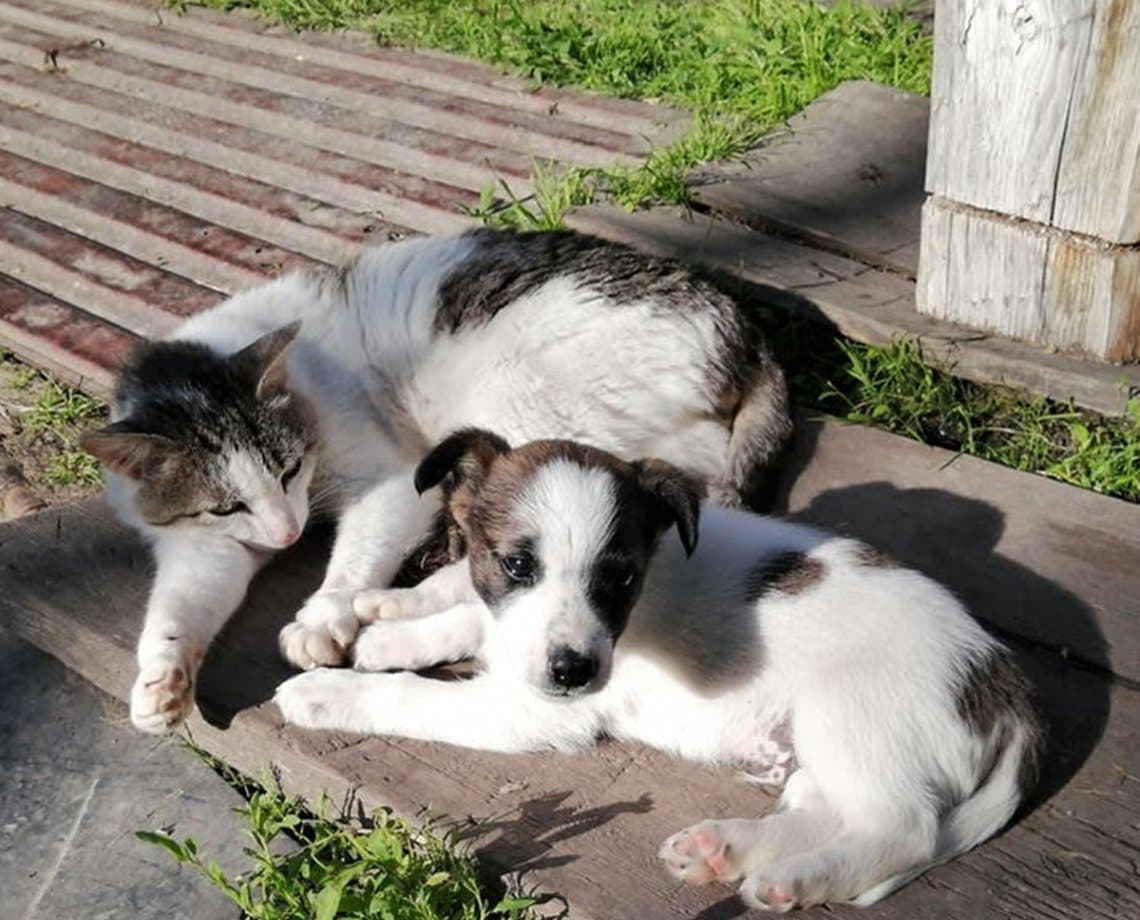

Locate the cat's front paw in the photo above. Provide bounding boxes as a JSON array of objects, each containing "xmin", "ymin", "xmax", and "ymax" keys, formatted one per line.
[
  {"xmin": 279, "ymin": 592, "xmax": 360, "ymax": 669},
  {"xmin": 131, "ymin": 655, "xmax": 197, "ymax": 733}
]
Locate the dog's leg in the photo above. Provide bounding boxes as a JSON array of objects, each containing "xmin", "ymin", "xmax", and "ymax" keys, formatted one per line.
[
  {"xmin": 736, "ymin": 817, "xmax": 937, "ymax": 912},
  {"xmin": 352, "ymin": 602, "xmax": 485, "ymax": 672},
  {"xmin": 660, "ymin": 770, "xmax": 839, "ymax": 888},
  {"xmin": 275, "ymin": 669, "xmax": 594, "ymax": 752},
  {"xmin": 353, "ymin": 560, "xmax": 477, "ymax": 623}
]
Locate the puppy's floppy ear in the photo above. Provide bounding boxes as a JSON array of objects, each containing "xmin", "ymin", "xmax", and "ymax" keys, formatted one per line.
[
  {"xmin": 235, "ymin": 321, "xmax": 302, "ymax": 399},
  {"xmin": 633, "ymin": 459, "xmax": 705, "ymax": 557},
  {"xmin": 413, "ymin": 428, "xmax": 511, "ymax": 496},
  {"xmin": 82, "ymin": 421, "xmax": 178, "ymax": 481}
]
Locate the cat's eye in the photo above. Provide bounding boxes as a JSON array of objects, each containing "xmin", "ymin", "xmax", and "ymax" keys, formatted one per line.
[
  {"xmin": 281, "ymin": 458, "xmax": 303, "ymax": 489},
  {"xmin": 211, "ymin": 501, "xmax": 249, "ymax": 517},
  {"xmin": 499, "ymin": 551, "xmax": 538, "ymax": 584}
]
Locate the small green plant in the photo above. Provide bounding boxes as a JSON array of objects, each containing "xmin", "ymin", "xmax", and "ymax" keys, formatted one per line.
[
  {"xmin": 24, "ymin": 381, "xmax": 103, "ymax": 432},
  {"xmin": 138, "ymin": 748, "xmax": 536, "ymax": 920},
  {"xmin": 46, "ymin": 450, "xmax": 103, "ymax": 487}
]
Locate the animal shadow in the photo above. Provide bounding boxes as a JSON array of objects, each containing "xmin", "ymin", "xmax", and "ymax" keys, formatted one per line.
[{"xmin": 467, "ymin": 789, "xmax": 654, "ymax": 876}]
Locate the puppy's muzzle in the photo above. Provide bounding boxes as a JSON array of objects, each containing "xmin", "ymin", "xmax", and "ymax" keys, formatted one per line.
[{"xmin": 547, "ymin": 646, "xmax": 599, "ymax": 694}]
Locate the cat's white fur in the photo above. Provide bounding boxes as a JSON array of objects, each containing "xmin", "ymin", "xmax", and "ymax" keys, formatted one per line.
[
  {"xmin": 275, "ymin": 442, "xmax": 1041, "ymax": 911},
  {"xmin": 107, "ymin": 234, "xmax": 762, "ymax": 732}
]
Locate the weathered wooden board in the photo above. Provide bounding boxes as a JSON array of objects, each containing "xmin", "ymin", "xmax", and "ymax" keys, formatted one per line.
[
  {"xmin": 919, "ymin": 197, "xmax": 1140, "ymax": 362},
  {"xmin": 565, "ymin": 204, "xmax": 1140, "ymax": 416},
  {"xmin": 919, "ymin": 0, "xmax": 1140, "ymax": 361},
  {"xmin": 926, "ymin": 0, "xmax": 1140, "ymax": 243},
  {"xmin": 2, "ymin": 419, "xmax": 1138, "ymax": 919},
  {"xmin": 694, "ymin": 82, "xmax": 928, "ymax": 277}
]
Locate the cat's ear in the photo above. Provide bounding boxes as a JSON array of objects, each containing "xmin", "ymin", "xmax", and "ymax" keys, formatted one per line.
[
  {"xmin": 236, "ymin": 321, "xmax": 302, "ymax": 400},
  {"xmin": 413, "ymin": 428, "xmax": 511, "ymax": 496},
  {"xmin": 82, "ymin": 422, "xmax": 178, "ymax": 481},
  {"xmin": 632, "ymin": 458, "xmax": 705, "ymax": 557}
]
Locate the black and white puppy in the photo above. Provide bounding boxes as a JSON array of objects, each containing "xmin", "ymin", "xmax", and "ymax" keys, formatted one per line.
[{"xmin": 275, "ymin": 429, "xmax": 1045, "ymax": 911}]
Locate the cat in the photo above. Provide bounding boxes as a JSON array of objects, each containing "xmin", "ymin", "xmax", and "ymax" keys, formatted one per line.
[{"xmin": 82, "ymin": 227, "xmax": 793, "ymax": 733}]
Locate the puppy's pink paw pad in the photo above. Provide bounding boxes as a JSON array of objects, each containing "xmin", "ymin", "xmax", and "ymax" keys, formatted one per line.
[
  {"xmin": 741, "ymin": 875, "xmax": 799, "ymax": 913},
  {"xmin": 659, "ymin": 824, "xmax": 735, "ymax": 886}
]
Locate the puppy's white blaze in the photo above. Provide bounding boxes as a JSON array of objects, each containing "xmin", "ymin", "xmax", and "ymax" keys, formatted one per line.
[{"xmin": 516, "ymin": 461, "xmax": 617, "ymax": 573}]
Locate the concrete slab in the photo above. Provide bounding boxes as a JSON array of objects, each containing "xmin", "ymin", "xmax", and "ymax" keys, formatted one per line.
[{"xmin": 0, "ymin": 629, "xmax": 246, "ymax": 920}]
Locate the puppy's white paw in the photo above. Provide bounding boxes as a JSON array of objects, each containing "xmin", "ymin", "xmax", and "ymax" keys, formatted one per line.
[
  {"xmin": 350, "ymin": 621, "xmax": 419, "ymax": 672},
  {"xmin": 130, "ymin": 653, "xmax": 197, "ymax": 733},
  {"xmin": 739, "ymin": 872, "xmax": 800, "ymax": 913},
  {"xmin": 660, "ymin": 821, "xmax": 741, "ymax": 886},
  {"xmin": 353, "ymin": 588, "xmax": 426, "ymax": 623},
  {"xmin": 279, "ymin": 591, "xmax": 359, "ymax": 669},
  {"xmin": 275, "ymin": 668, "xmax": 363, "ymax": 730}
]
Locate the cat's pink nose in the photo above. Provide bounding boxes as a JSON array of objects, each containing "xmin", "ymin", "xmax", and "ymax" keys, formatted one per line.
[{"xmin": 274, "ymin": 521, "xmax": 301, "ymax": 547}]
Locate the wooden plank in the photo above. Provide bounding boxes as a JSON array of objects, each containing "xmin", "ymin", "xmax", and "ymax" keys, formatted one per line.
[
  {"xmin": 919, "ymin": 197, "xmax": 1140, "ymax": 362},
  {"xmin": 0, "ymin": 274, "xmax": 132, "ymax": 396},
  {"xmin": 925, "ymin": 0, "xmax": 1140, "ymax": 239},
  {"xmin": 0, "ymin": 0, "xmax": 638, "ymax": 169},
  {"xmin": 58, "ymin": 0, "xmax": 683, "ymax": 143},
  {"xmin": 694, "ymin": 81, "xmax": 927, "ymax": 276},
  {"xmin": 565, "ymin": 204, "xmax": 1140, "ymax": 415},
  {"xmin": 0, "ymin": 151, "xmax": 309, "ymax": 285},
  {"xmin": 920, "ymin": 1, "xmax": 1140, "ymax": 359},
  {"xmin": 0, "ymin": 116, "xmax": 369, "ymax": 265},
  {"xmin": 2, "ymin": 418, "xmax": 1138, "ymax": 918},
  {"xmin": 0, "ymin": 71, "xmax": 472, "ymax": 236},
  {"xmin": 0, "ymin": 32, "xmax": 533, "ymax": 194},
  {"xmin": 1052, "ymin": 0, "xmax": 1140, "ymax": 241}
]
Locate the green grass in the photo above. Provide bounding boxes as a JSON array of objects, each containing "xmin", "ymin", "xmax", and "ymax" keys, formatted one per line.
[
  {"xmin": 803, "ymin": 338, "xmax": 1140, "ymax": 502},
  {"xmin": 139, "ymin": 742, "xmax": 538, "ymax": 920},
  {"xmin": 191, "ymin": 0, "xmax": 932, "ymax": 223}
]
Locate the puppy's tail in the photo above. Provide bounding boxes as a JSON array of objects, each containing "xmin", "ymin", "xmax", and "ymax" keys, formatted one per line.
[
  {"xmin": 710, "ymin": 349, "xmax": 793, "ymax": 511},
  {"xmin": 936, "ymin": 712, "xmax": 1045, "ymax": 862}
]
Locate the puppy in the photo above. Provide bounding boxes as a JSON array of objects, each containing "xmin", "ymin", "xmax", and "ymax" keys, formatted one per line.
[{"xmin": 276, "ymin": 429, "xmax": 1045, "ymax": 911}]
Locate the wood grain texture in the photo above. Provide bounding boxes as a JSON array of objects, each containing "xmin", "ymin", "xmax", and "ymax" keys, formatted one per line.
[
  {"xmin": 927, "ymin": 0, "xmax": 1140, "ymax": 242},
  {"xmin": 2, "ymin": 418, "xmax": 1138, "ymax": 918},
  {"xmin": 918, "ymin": 197, "xmax": 1140, "ymax": 361},
  {"xmin": 694, "ymin": 81, "xmax": 928, "ymax": 276},
  {"xmin": 565, "ymin": 204, "xmax": 1140, "ymax": 415}
]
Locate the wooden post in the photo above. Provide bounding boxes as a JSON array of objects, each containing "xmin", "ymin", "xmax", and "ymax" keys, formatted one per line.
[{"xmin": 917, "ymin": 0, "xmax": 1140, "ymax": 362}]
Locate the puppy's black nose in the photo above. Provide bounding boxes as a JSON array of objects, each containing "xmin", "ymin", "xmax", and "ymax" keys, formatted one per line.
[{"xmin": 548, "ymin": 647, "xmax": 598, "ymax": 690}]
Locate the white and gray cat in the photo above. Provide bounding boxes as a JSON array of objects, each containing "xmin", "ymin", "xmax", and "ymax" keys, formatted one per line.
[{"xmin": 83, "ymin": 228, "xmax": 792, "ymax": 733}]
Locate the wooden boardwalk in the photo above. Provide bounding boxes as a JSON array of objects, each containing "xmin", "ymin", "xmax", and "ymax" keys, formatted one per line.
[
  {"xmin": 2, "ymin": 3, "xmax": 1139, "ymax": 918},
  {"xmin": 3, "ymin": 418, "xmax": 1139, "ymax": 919}
]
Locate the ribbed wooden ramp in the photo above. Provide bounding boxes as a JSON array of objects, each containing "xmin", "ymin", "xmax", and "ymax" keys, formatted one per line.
[
  {"xmin": 3, "ymin": 419, "xmax": 1138, "ymax": 919},
  {"xmin": 0, "ymin": 0, "xmax": 683, "ymax": 396}
]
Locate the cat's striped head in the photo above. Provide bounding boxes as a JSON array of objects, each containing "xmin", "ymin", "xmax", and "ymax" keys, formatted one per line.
[{"xmin": 83, "ymin": 323, "xmax": 318, "ymax": 549}]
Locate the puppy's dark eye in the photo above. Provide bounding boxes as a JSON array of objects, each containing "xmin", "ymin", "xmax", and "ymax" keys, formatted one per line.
[
  {"xmin": 597, "ymin": 561, "xmax": 638, "ymax": 594},
  {"xmin": 281, "ymin": 458, "xmax": 303, "ymax": 488},
  {"xmin": 211, "ymin": 501, "xmax": 249, "ymax": 517},
  {"xmin": 500, "ymin": 551, "xmax": 537, "ymax": 584}
]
